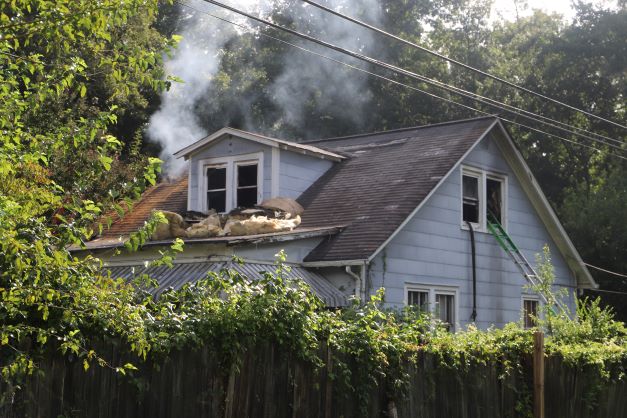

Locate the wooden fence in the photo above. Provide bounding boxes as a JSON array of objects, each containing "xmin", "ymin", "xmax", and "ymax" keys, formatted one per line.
[{"xmin": 1, "ymin": 339, "xmax": 625, "ymax": 418}]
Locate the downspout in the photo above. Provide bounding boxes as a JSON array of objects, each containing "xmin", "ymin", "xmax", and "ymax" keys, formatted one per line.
[
  {"xmin": 346, "ymin": 264, "xmax": 366, "ymax": 303},
  {"xmin": 466, "ymin": 221, "xmax": 478, "ymax": 322}
]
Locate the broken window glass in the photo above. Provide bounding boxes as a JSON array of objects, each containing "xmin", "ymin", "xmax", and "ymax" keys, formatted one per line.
[
  {"xmin": 486, "ymin": 178, "xmax": 503, "ymax": 224},
  {"xmin": 462, "ymin": 175, "xmax": 479, "ymax": 224},
  {"xmin": 207, "ymin": 166, "xmax": 226, "ymax": 212},
  {"xmin": 237, "ymin": 164, "xmax": 258, "ymax": 207}
]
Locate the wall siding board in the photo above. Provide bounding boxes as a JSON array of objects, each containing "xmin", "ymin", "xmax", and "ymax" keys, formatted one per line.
[
  {"xmin": 372, "ymin": 133, "xmax": 578, "ymax": 328},
  {"xmin": 279, "ymin": 152, "xmax": 333, "ymax": 198}
]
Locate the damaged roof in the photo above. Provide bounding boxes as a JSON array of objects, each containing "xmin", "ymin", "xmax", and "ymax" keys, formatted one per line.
[
  {"xmin": 100, "ymin": 176, "xmax": 188, "ymax": 238},
  {"xmin": 298, "ymin": 116, "xmax": 498, "ymax": 262},
  {"xmin": 93, "ymin": 117, "xmax": 497, "ymax": 256}
]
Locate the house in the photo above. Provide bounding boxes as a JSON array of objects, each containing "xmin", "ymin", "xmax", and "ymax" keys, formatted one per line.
[{"xmin": 75, "ymin": 116, "xmax": 597, "ymax": 330}]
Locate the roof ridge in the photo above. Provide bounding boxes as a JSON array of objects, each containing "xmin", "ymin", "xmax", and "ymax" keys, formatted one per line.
[{"xmin": 301, "ymin": 115, "xmax": 498, "ymax": 144}]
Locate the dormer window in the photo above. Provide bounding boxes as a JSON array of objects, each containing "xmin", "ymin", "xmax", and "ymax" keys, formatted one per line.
[{"xmin": 198, "ymin": 152, "xmax": 263, "ymax": 213}]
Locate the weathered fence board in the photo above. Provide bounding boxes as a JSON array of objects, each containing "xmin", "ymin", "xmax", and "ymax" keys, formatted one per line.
[{"xmin": 1, "ymin": 343, "xmax": 625, "ymax": 418}]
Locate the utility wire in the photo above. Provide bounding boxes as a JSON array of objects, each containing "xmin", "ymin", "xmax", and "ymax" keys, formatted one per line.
[
  {"xmin": 300, "ymin": 0, "xmax": 627, "ymax": 132},
  {"xmin": 302, "ymin": 0, "xmax": 625, "ymax": 147},
  {"xmin": 584, "ymin": 263, "xmax": 627, "ymax": 279},
  {"xmin": 586, "ymin": 288, "xmax": 627, "ymax": 296},
  {"xmin": 197, "ymin": 0, "xmax": 626, "ymax": 153},
  {"xmin": 175, "ymin": 1, "xmax": 627, "ymax": 161}
]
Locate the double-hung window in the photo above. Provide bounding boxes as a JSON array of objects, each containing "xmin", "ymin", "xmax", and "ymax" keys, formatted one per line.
[
  {"xmin": 406, "ymin": 285, "xmax": 458, "ymax": 332},
  {"xmin": 522, "ymin": 296, "xmax": 540, "ymax": 329},
  {"xmin": 206, "ymin": 165, "xmax": 227, "ymax": 213},
  {"xmin": 461, "ymin": 166, "xmax": 507, "ymax": 231},
  {"xmin": 198, "ymin": 152, "xmax": 263, "ymax": 213}
]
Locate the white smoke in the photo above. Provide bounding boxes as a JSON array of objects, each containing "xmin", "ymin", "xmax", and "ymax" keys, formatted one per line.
[{"xmin": 148, "ymin": 0, "xmax": 382, "ymax": 174}]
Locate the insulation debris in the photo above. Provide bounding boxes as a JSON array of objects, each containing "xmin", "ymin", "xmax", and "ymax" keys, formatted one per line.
[
  {"xmin": 259, "ymin": 197, "xmax": 304, "ymax": 217},
  {"xmin": 225, "ymin": 215, "xmax": 301, "ymax": 236},
  {"xmin": 151, "ymin": 211, "xmax": 187, "ymax": 240},
  {"xmin": 185, "ymin": 213, "xmax": 221, "ymax": 238},
  {"xmin": 150, "ymin": 197, "xmax": 303, "ymax": 240}
]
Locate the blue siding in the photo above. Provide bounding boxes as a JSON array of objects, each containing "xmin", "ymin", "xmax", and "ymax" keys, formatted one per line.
[
  {"xmin": 371, "ymin": 133, "xmax": 577, "ymax": 329},
  {"xmin": 279, "ymin": 151, "xmax": 333, "ymax": 198},
  {"xmin": 188, "ymin": 135, "xmax": 334, "ymax": 211}
]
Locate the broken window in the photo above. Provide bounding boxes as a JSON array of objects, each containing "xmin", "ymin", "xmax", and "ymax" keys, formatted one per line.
[
  {"xmin": 523, "ymin": 298, "xmax": 539, "ymax": 329},
  {"xmin": 462, "ymin": 167, "xmax": 507, "ymax": 230},
  {"xmin": 206, "ymin": 166, "xmax": 227, "ymax": 213},
  {"xmin": 236, "ymin": 163, "xmax": 258, "ymax": 208},
  {"xmin": 462, "ymin": 174, "xmax": 479, "ymax": 224},
  {"xmin": 200, "ymin": 153, "xmax": 263, "ymax": 213},
  {"xmin": 486, "ymin": 177, "xmax": 503, "ymax": 224}
]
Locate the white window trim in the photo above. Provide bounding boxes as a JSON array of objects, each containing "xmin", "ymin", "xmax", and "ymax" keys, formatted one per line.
[
  {"xmin": 460, "ymin": 165, "xmax": 508, "ymax": 233},
  {"xmin": 405, "ymin": 283, "xmax": 460, "ymax": 332},
  {"xmin": 521, "ymin": 293, "xmax": 542, "ymax": 328},
  {"xmin": 197, "ymin": 152, "xmax": 264, "ymax": 213}
]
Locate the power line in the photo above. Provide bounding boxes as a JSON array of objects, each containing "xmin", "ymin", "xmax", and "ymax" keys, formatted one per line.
[
  {"xmin": 300, "ymin": 0, "xmax": 627, "ymax": 132},
  {"xmin": 585, "ymin": 263, "xmax": 627, "ymax": 279},
  {"xmin": 175, "ymin": 1, "xmax": 627, "ymax": 161},
  {"xmin": 197, "ymin": 0, "xmax": 626, "ymax": 153},
  {"xmin": 586, "ymin": 288, "xmax": 627, "ymax": 296}
]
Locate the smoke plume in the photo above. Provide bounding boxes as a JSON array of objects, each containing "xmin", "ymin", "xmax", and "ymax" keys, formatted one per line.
[{"xmin": 148, "ymin": 0, "xmax": 382, "ymax": 174}]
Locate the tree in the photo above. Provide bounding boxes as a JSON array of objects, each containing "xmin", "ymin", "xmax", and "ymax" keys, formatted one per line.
[{"xmin": 0, "ymin": 0, "xmax": 174, "ymax": 388}]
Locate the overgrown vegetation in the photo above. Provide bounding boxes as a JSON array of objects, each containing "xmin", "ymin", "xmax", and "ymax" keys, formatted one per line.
[{"xmin": 1, "ymin": 0, "xmax": 626, "ymax": 414}]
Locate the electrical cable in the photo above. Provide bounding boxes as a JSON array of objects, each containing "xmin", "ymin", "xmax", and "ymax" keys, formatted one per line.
[
  {"xmin": 196, "ymin": 0, "xmax": 626, "ymax": 153},
  {"xmin": 586, "ymin": 288, "xmax": 627, "ymax": 296},
  {"xmin": 301, "ymin": 0, "xmax": 625, "ymax": 147},
  {"xmin": 300, "ymin": 0, "xmax": 627, "ymax": 132},
  {"xmin": 584, "ymin": 263, "xmax": 627, "ymax": 279},
  {"xmin": 174, "ymin": 1, "xmax": 627, "ymax": 161}
]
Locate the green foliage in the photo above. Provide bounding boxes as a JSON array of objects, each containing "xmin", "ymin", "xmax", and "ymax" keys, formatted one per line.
[{"xmin": 0, "ymin": 0, "xmax": 173, "ymax": 398}]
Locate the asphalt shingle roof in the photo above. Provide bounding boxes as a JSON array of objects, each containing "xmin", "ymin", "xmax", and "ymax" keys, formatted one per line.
[
  {"xmin": 97, "ymin": 117, "xmax": 497, "ymax": 263},
  {"xmin": 297, "ymin": 117, "xmax": 497, "ymax": 262}
]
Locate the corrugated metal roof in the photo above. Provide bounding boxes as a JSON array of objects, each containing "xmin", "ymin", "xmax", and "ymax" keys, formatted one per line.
[{"xmin": 104, "ymin": 261, "xmax": 348, "ymax": 307}]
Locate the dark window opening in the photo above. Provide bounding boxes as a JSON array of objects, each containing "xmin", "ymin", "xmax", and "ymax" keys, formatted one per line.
[
  {"xmin": 408, "ymin": 290, "xmax": 429, "ymax": 312},
  {"xmin": 236, "ymin": 164, "xmax": 258, "ymax": 207},
  {"xmin": 462, "ymin": 175, "xmax": 479, "ymax": 223},
  {"xmin": 487, "ymin": 178, "xmax": 503, "ymax": 224},
  {"xmin": 523, "ymin": 299, "xmax": 538, "ymax": 329},
  {"xmin": 206, "ymin": 166, "xmax": 226, "ymax": 212}
]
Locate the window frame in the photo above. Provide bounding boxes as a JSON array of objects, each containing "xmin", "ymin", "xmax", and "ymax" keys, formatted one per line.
[
  {"xmin": 521, "ymin": 294, "xmax": 541, "ymax": 329},
  {"xmin": 197, "ymin": 152, "xmax": 264, "ymax": 213},
  {"xmin": 405, "ymin": 284, "xmax": 459, "ymax": 332},
  {"xmin": 460, "ymin": 165, "xmax": 508, "ymax": 233}
]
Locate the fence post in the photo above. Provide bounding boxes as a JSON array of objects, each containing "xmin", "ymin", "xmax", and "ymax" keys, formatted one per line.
[{"xmin": 533, "ymin": 331, "xmax": 545, "ymax": 418}]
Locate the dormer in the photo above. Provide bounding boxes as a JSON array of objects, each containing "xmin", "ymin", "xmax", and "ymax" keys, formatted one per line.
[{"xmin": 174, "ymin": 127, "xmax": 344, "ymax": 214}]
